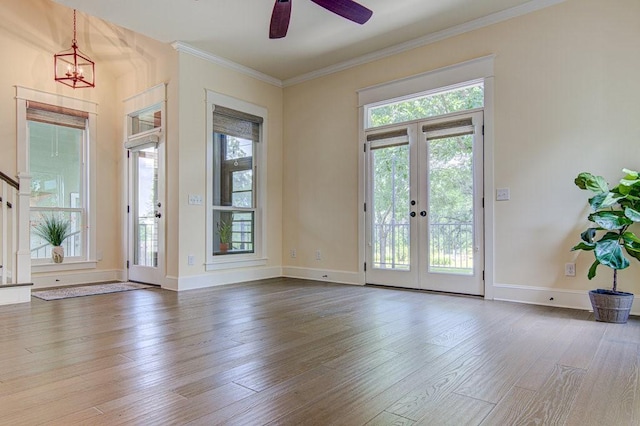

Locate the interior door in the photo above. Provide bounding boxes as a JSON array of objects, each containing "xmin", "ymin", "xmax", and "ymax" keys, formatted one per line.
[
  {"xmin": 365, "ymin": 111, "xmax": 484, "ymax": 295},
  {"xmin": 126, "ymin": 102, "xmax": 165, "ymax": 285}
]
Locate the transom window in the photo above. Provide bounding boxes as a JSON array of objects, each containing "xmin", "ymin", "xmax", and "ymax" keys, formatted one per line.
[{"xmin": 366, "ymin": 81, "xmax": 484, "ymax": 128}]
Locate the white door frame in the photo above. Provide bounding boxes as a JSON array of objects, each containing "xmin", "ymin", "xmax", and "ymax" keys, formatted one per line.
[
  {"xmin": 123, "ymin": 84, "xmax": 166, "ymax": 286},
  {"xmin": 357, "ymin": 61, "xmax": 495, "ymax": 298},
  {"xmin": 364, "ymin": 110, "xmax": 484, "ymax": 295}
]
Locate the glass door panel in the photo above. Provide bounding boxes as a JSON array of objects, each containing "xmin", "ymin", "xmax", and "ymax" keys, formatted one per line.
[
  {"xmin": 371, "ymin": 144, "xmax": 410, "ymax": 271},
  {"xmin": 427, "ymin": 134, "xmax": 474, "ymax": 275},
  {"xmin": 133, "ymin": 147, "xmax": 158, "ymax": 267}
]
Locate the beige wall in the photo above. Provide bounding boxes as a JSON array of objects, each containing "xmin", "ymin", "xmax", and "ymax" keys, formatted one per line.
[
  {"xmin": 283, "ymin": 0, "xmax": 640, "ymax": 295},
  {"xmin": 115, "ymin": 38, "xmax": 178, "ymax": 280},
  {"xmin": 4, "ymin": 0, "xmax": 639, "ymax": 301},
  {"xmin": 175, "ymin": 52, "xmax": 284, "ymax": 282},
  {"xmin": 0, "ymin": 0, "xmax": 122, "ymax": 277},
  {"xmin": 1, "ymin": 0, "xmax": 282, "ymax": 288}
]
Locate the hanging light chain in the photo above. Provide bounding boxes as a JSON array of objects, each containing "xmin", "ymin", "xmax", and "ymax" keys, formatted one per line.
[{"xmin": 72, "ymin": 9, "xmax": 77, "ymax": 44}]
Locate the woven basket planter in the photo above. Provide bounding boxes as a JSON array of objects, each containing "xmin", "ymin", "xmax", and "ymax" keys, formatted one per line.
[{"xmin": 589, "ymin": 289, "xmax": 634, "ymax": 323}]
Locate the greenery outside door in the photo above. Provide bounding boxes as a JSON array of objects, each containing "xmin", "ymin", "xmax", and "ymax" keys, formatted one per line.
[{"xmin": 365, "ymin": 111, "xmax": 484, "ymax": 295}]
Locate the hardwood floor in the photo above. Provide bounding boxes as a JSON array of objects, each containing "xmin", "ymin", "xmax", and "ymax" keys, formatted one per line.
[{"xmin": 0, "ymin": 278, "xmax": 638, "ymax": 425}]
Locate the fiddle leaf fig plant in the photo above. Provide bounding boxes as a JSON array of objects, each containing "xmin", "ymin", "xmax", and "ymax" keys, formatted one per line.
[{"xmin": 572, "ymin": 169, "xmax": 640, "ymax": 292}]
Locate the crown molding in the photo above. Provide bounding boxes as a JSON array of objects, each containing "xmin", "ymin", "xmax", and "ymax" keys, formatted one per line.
[
  {"xmin": 282, "ymin": 0, "xmax": 566, "ymax": 87},
  {"xmin": 171, "ymin": 41, "xmax": 283, "ymax": 88},
  {"xmin": 171, "ymin": 0, "xmax": 565, "ymax": 89}
]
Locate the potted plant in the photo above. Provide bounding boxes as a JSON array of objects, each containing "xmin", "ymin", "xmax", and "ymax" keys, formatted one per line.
[
  {"xmin": 572, "ymin": 169, "xmax": 640, "ymax": 323},
  {"xmin": 32, "ymin": 215, "xmax": 72, "ymax": 263},
  {"xmin": 217, "ymin": 220, "xmax": 232, "ymax": 253}
]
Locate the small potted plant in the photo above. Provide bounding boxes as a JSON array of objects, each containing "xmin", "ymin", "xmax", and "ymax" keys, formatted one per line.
[
  {"xmin": 32, "ymin": 215, "xmax": 72, "ymax": 263},
  {"xmin": 572, "ymin": 169, "xmax": 640, "ymax": 323},
  {"xmin": 217, "ymin": 220, "xmax": 232, "ymax": 254}
]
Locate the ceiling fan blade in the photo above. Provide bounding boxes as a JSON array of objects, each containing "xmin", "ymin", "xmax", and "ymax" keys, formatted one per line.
[
  {"xmin": 309, "ymin": 0, "xmax": 373, "ymax": 25},
  {"xmin": 270, "ymin": 0, "xmax": 292, "ymax": 39}
]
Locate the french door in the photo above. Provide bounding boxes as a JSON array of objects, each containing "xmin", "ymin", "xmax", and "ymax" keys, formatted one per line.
[{"xmin": 365, "ymin": 111, "xmax": 484, "ymax": 295}]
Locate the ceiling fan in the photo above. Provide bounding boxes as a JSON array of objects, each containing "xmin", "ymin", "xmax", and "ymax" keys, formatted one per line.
[{"xmin": 270, "ymin": 0, "xmax": 373, "ymax": 39}]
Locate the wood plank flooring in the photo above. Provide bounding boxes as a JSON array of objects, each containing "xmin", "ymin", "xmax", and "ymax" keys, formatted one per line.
[{"xmin": 0, "ymin": 277, "xmax": 638, "ymax": 425}]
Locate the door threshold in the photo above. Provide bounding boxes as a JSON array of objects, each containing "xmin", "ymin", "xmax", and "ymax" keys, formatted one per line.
[{"xmin": 365, "ymin": 283, "xmax": 483, "ymax": 299}]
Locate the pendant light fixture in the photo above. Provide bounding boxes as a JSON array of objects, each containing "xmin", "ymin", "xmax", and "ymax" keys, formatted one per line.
[{"xmin": 54, "ymin": 9, "xmax": 95, "ymax": 89}]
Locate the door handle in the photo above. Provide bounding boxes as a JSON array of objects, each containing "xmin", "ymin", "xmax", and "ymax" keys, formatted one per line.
[
  {"xmin": 410, "ymin": 212, "xmax": 416, "ymax": 217},
  {"xmin": 420, "ymin": 211, "xmax": 427, "ymax": 217},
  {"xmin": 155, "ymin": 211, "xmax": 162, "ymax": 218}
]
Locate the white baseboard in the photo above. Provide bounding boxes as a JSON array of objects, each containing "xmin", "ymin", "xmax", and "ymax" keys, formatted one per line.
[
  {"xmin": 176, "ymin": 266, "xmax": 282, "ymax": 291},
  {"xmin": 493, "ymin": 283, "xmax": 640, "ymax": 316},
  {"xmin": 0, "ymin": 284, "xmax": 32, "ymax": 305},
  {"xmin": 163, "ymin": 275, "xmax": 179, "ymax": 291},
  {"xmin": 31, "ymin": 269, "xmax": 125, "ymax": 289},
  {"xmin": 282, "ymin": 266, "xmax": 362, "ymax": 286}
]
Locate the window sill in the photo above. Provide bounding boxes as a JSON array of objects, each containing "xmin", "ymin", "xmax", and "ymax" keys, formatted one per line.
[
  {"xmin": 32, "ymin": 260, "xmax": 97, "ymax": 273},
  {"xmin": 205, "ymin": 257, "xmax": 267, "ymax": 271}
]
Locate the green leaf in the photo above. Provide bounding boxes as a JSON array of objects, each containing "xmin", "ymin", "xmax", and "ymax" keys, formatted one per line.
[
  {"xmin": 599, "ymin": 231, "xmax": 621, "ymax": 241},
  {"xmin": 622, "ymin": 231, "xmax": 640, "ymax": 244},
  {"xmin": 572, "ymin": 242, "xmax": 595, "ymax": 251},
  {"xmin": 620, "ymin": 169, "xmax": 640, "ymax": 186},
  {"xmin": 622, "ymin": 233, "xmax": 640, "ymax": 261},
  {"xmin": 624, "ymin": 246, "xmax": 640, "ymax": 262},
  {"xmin": 598, "ymin": 193, "xmax": 624, "ymax": 209},
  {"xmin": 32, "ymin": 215, "xmax": 71, "ymax": 246},
  {"xmin": 624, "ymin": 207, "xmax": 640, "ymax": 222},
  {"xmin": 594, "ymin": 239, "xmax": 630, "ymax": 270},
  {"xmin": 588, "ymin": 193, "xmax": 608, "ymax": 210},
  {"xmin": 580, "ymin": 228, "xmax": 597, "ymax": 243},
  {"xmin": 587, "ymin": 259, "xmax": 600, "ymax": 280},
  {"xmin": 589, "ymin": 211, "xmax": 633, "ymax": 230},
  {"xmin": 575, "ymin": 172, "xmax": 608, "ymax": 193}
]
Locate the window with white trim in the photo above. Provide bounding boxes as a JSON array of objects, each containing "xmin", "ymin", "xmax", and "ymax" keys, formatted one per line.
[
  {"xmin": 28, "ymin": 103, "xmax": 88, "ymax": 262},
  {"xmin": 206, "ymin": 91, "xmax": 267, "ymax": 269},
  {"xmin": 16, "ymin": 86, "xmax": 97, "ymax": 269}
]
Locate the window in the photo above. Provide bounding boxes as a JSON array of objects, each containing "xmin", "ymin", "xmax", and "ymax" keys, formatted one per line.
[
  {"xmin": 206, "ymin": 92, "xmax": 267, "ymax": 269},
  {"xmin": 28, "ymin": 102, "xmax": 88, "ymax": 262},
  {"xmin": 366, "ymin": 81, "xmax": 484, "ymax": 128},
  {"xmin": 16, "ymin": 86, "xmax": 98, "ymax": 270}
]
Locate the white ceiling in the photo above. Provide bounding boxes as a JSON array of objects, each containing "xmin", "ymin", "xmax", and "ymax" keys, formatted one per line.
[{"xmin": 51, "ymin": 0, "xmax": 553, "ymax": 83}]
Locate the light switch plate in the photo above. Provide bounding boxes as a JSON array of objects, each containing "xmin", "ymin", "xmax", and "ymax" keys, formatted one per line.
[
  {"xmin": 496, "ymin": 188, "xmax": 510, "ymax": 201},
  {"xmin": 188, "ymin": 194, "xmax": 203, "ymax": 205}
]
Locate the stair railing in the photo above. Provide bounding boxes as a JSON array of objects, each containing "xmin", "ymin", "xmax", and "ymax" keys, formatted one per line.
[{"xmin": 0, "ymin": 171, "xmax": 19, "ymax": 284}]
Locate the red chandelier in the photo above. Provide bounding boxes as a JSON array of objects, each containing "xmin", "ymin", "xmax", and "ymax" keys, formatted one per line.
[{"xmin": 54, "ymin": 9, "xmax": 95, "ymax": 89}]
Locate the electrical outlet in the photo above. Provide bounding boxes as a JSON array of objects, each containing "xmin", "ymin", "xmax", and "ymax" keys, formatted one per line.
[
  {"xmin": 290, "ymin": 249, "xmax": 296, "ymax": 258},
  {"xmin": 188, "ymin": 255, "xmax": 195, "ymax": 266},
  {"xmin": 315, "ymin": 250, "xmax": 322, "ymax": 261},
  {"xmin": 565, "ymin": 262, "xmax": 576, "ymax": 276}
]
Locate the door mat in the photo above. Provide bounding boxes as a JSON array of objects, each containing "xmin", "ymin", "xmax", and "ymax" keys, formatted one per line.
[{"xmin": 32, "ymin": 282, "xmax": 153, "ymax": 301}]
